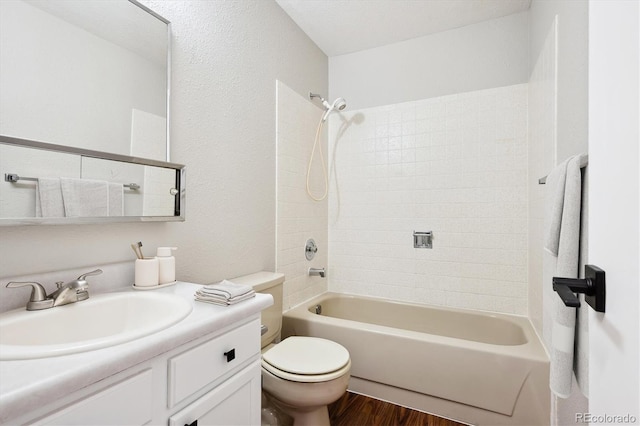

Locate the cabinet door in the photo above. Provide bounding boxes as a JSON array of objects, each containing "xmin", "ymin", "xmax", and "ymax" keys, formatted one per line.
[
  {"xmin": 169, "ymin": 361, "xmax": 261, "ymax": 426},
  {"xmin": 35, "ymin": 369, "xmax": 153, "ymax": 426}
]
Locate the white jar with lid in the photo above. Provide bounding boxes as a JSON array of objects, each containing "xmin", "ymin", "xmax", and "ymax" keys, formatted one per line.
[{"xmin": 156, "ymin": 247, "xmax": 177, "ymax": 284}]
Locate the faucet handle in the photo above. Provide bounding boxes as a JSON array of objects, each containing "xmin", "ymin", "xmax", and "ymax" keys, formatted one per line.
[
  {"xmin": 6, "ymin": 281, "xmax": 47, "ymax": 301},
  {"xmin": 77, "ymin": 269, "xmax": 103, "ymax": 280},
  {"xmin": 6, "ymin": 281, "xmax": 54, "ymax": 310}
]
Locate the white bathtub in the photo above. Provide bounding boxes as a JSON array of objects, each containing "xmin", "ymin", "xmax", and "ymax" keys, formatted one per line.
[{"xmin": 282, "ymin": 292, "xmax": 549, "ymax": 426}]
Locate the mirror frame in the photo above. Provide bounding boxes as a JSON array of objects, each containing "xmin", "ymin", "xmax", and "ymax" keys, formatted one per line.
[
  {"xmin": 0, "ymin": 135, "xmax": 185, "ymax": 226},
  {"xmin": 132, "ymin": 0, "xmax": 172, "ymax": 162}
]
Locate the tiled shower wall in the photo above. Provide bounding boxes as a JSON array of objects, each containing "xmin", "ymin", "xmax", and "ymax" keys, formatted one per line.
[
  {"xmin": 276, "ymin": 81, "xmax": 328, "ymax": 310},
  {"xmin": 327, "ymin": 84, "xmax": 529, "ymax": 315},
  {"xmin": 528, "ymin": 18, "xmax": 557, "ymax": 340}
]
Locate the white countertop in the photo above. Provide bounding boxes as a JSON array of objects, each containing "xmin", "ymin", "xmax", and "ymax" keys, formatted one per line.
[{"xmin": 0, "ymin": 282, "xmax": 273, "ymax": 424}]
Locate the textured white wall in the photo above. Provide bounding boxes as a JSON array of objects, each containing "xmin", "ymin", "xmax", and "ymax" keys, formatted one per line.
[
  {"xmin": 328, "ymin": 11, "xmax": 529, "ymax": 111},
  {"xmin": 0, "ymin": 1, "xmax": 327, "ymax": 286},
  {"xmin": 327, "ymin": 84, "xmax": 528, "ymax": 315},
  {"xmin": 276, "ymin": 81, "xmax": 328, "ymax": 310}
]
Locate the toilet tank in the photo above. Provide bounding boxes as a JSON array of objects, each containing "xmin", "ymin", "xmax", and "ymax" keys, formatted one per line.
[{"xmin": 230, "ymin": 271, "xmax": 284, "ymax": 348}]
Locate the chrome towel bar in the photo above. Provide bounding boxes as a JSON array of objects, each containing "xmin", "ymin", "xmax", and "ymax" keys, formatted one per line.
[{"xmin": 4, "ymin": 173, "xmax": 140, "ymax": 189}]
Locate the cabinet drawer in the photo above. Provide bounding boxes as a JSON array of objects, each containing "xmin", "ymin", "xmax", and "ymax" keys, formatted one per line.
[
  {"xmin": 168, "ymin": 361, "xmax": 261, "ymax": 426},
  {"xmin": 36, "ymin": 369, "xmax": 153, "ymax": 425},
  {"xmin": 168, "ymin": 318, "xmax": 260, "ymax": 406}
]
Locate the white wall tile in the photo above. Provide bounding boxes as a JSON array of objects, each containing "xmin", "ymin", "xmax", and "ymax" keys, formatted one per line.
[
  {"xmin": 276, "ymin": 81, "xmax": 328, "ymax": 310},
  {"xmin": 327, "ymin": 84, "xmax": 528, "ymax": 315}
]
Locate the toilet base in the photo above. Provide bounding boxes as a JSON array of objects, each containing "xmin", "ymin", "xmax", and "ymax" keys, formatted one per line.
[
  {"xmin": 261, "ymin": 392, "xmax": 292, "ymax": 426},
  {"xmin": 286, "ymin": 406, "xmax": 330, "ymax": 426},
  {"xmin": 263, "ymin": 391, "xmax": 330, "ymax": 426}
]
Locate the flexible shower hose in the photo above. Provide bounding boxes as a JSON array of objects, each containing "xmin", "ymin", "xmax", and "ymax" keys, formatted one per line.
[{"xmin": 306, "ymin": 114, "xmax": 328, "ymax": 201}]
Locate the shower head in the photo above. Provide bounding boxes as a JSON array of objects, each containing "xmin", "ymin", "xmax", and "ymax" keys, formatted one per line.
[
  {"xmin": 309, "ymin": 92, "xmax": 348, "ymax": 122},
  {"xmin": 321, "ymin": 97, "xmax": 347, "ymax": 121},
  {"xmin": 332, "ymin": 97, "xmax": 347, "ymax": 111}
]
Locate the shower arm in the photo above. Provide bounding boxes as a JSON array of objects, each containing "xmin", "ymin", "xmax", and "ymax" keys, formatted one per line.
[{"xmin": 309, "ymin": 92, "xmax": 325, "ymax": 104}]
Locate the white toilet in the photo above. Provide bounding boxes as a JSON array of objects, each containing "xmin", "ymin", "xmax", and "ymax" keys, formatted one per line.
[{"xmin": 248, "ymin": 272, "xmax": 351, "ymax": 426}]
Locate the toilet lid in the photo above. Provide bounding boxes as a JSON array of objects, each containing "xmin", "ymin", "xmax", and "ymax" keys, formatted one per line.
[{"xmin": 262, "ymin": 336, "xmax": 350, "ymax": 376}]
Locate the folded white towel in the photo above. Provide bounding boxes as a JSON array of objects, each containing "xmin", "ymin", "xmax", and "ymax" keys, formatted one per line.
[
  {"xmin": 36, "ymin": 178, "xmax": 65, "ymax": 217},
  {"xmin": 60, "ymin": 177, "xmax": 109, "ymax": 217},
  {"xmin": 198, "ymin": 280, "xmax": 254, "ymax": 299},
  {"xmin": 196, "ymin": 289, "xmax": 255, "ymax": 300},
  {"xmin": 195, "ymin": 292, "xmax": 256, "ymax": 306},
  {"xmin": 195, "ymin": 279, "xmax": 255, "ymax": 306},
  {"xmin": 108, "ymin": 182, "xmax": 124, "ymax": 217}
]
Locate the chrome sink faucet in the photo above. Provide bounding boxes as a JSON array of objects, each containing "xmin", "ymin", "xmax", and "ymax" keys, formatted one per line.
[{"xmin": 6, "ymin": 269, "xmax": 102, "ymax": 310}]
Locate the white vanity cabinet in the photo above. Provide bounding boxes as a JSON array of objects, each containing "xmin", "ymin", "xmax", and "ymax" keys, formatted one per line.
[{"xmin": 18, "ymin": 317, "xmax": 262, "ymax": 426}]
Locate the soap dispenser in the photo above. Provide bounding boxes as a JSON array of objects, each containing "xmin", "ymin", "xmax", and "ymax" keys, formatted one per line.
[{"xmin": 156, "ymin": 247, "xmax": 177, "ymax": 284}]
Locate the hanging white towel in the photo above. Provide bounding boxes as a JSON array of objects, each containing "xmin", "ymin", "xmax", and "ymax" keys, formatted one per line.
[
  {"xmin": 544, "ymin": 160, "xmax": 569, "ymax": 256},
  {"xmin": 36, "ymin": 178, "xmax": 65, "ymax": 217},
  {"xmin": 60, "ymin": 177, "xmax": 109, "ymax": 217},
  {"xmin": 545, "ymin": 155, "xmax": 589, "ymax": 255},
  {"xmin": 546, "ymin": 154, "xmax": 587, "ymax": 398},
  {"xmin": 108, "ymin": 182, "xmax": 124, "ymax": 216}
]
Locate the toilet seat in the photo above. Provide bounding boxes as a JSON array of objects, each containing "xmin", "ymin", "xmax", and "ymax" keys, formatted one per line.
[{"xmin": 262, "ymin": 336, "xmax": 350, "ymax": 383}]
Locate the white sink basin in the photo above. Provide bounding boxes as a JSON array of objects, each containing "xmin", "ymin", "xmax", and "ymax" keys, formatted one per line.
[{"xmin": 0, "ymin": 291, "xmax": 193, "ymax": 360}]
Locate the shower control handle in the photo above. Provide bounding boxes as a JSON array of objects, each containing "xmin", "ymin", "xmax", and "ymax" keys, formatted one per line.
[{"xmin": 305, "ymin": 239, "xmax": 318, "ymax": 260}]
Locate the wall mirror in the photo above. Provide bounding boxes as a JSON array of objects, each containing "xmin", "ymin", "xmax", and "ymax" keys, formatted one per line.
[{"xmin": 0, "ymin": 0, "xmax": 184, "ymax": 225}]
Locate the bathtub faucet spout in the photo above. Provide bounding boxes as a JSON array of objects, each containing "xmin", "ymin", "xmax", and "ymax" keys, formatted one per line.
[{"xmin": 309, "ymin": 267, "xmax": 326, "ymax": 278}]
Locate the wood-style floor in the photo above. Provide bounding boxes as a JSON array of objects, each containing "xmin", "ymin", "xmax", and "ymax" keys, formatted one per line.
[{"xmin": 328, "ymin": 392, "xmax": 466, "ymax": 426}]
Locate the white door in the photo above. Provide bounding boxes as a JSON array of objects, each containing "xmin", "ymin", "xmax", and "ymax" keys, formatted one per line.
[{"xmin": 588, "ymin": 0, "xmax": 639, "ymax": 421}]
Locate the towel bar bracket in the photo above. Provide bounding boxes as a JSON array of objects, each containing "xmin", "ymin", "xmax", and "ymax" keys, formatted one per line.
[
  {"xmin": 552, "ymin": 264, "xmax": 605, "ymax": 313},
  {"xmin": 5, "ymin": 173, "xmax": 36, "ymax": 183}
]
